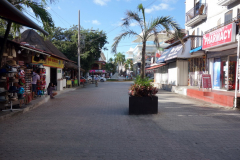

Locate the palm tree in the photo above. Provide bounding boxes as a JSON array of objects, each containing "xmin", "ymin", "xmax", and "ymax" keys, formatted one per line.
[
  {"xmin": 6, "ymin": 0, "xmax": 56, "ymax": 36},
  {"xmin": 114, "ymin": 52, "xmax": 125, "ymax": 74},
  {"xmin": 125, "ymin": 59, "xmax": 133, "ymax": 71},
  {"xmin": 108, "ymin": 58, "xmax": 114, "ymax": 64},
  {"xmin": 112, "ymin": 3, "xmax": 182, "ymax": 79}
]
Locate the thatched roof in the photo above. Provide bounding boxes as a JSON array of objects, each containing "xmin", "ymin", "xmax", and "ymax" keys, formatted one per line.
[
  {"xmin": 14, "ymin": 29, "xmax": 70, "ymax": 61},
  {"xmin": 64, "ymin": 62, "xmax": 85, "ymax": 72}
]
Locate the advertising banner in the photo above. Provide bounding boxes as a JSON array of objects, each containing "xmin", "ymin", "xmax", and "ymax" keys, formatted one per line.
[
  {"xmin": 32, "ymin": 56, "xmax": 64, "ymax": 68},
  {"xmin": 202, "ymin": 74, "xmax": 212, "ymax": 89},
  {"xmin": 213, "ymin": 59, "xmax": 221, "ymax": 89},
  {"xmin": 202, "ymin": 23, "xmax": 236, "ymax": 50}
]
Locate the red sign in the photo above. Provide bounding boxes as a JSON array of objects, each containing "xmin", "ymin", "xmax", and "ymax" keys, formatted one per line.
[
  {"xmin": 202, "ymin": 23, "xmax": 236, "ymax": 50},
  {"xmin": 202, "ymin": 74, "xmax": 212, "ymax": 89}
]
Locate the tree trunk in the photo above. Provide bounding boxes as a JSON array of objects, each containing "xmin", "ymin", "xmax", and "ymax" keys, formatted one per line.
[{"xmin": 141, "ymin": 40, "xmax": 146, "ymax": 79}]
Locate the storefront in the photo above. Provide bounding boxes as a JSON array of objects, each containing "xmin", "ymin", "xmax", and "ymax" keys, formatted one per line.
[
  {"xmin": 203, "ymin": 23, "xmax": 237, "ymax": 91},
  {"xmin": 188, "ymin": 56, "xmax": 206, "ymax": 86},
  {"xmin": 32, "ymin": 55, "xmax": 64, "ymax": 91},
  {"xmin": 0, "ymin": 39, "xmax": 52, "ymax": 111}
]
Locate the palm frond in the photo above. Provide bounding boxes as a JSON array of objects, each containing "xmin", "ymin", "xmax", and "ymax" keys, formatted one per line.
[
  {"xmin": 111, "ymin": 30, "xmax": 142, "ymax": 53},
  {"xmin": 122, "ymin": 11, "xmax": 143, "ymax": 30},
  {"xmin": 137, "ymin": 3, "xmax": 146, "ymax": 26}
]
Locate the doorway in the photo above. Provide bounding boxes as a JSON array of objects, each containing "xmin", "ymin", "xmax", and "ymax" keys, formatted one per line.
[{"xmin": 50, "ymin": 68, "xmax": 57, "ymax": 86}]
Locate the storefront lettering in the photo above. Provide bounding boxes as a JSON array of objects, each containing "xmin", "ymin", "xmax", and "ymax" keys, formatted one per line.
[{"xmin": 202, "ymin": 23, "xmax": 236, "ymax": 50}]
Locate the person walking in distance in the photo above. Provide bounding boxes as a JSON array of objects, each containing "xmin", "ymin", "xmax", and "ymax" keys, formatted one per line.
[
  {"xmin": 32, "ymin": 69, "xmax": 40, "ymax": 99},
  {"xmin": 95, "ymin": 75, "xmax": 99, "ymax": 87}
]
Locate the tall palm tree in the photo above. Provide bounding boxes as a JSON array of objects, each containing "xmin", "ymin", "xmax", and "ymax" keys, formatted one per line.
[
  {"xmin": 114, "ymin": 52, "xmax": 125, "ymax": 73},
  {"xmin": 6, "ymin": 0, "xmax": 56, "ymax": 36},
  {"xmin": 112, "ymin": 3, "xmax": 182, "ymax": 79}
]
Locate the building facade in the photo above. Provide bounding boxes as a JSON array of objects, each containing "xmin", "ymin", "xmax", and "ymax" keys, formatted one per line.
[{"xmin": 185, "ymin": 0, "xmax": 240, "ymax": 91}]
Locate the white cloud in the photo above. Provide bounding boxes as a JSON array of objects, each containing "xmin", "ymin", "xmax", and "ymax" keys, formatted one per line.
[
  {"xmin": 45, "ymin": 6, "xmax": 51, "ymax": 10},
  {"xmin": 111, "ymin": 20, "xmax": 122, "ymax": 26},
  {"xmin": 58, "ymin": 6, "xmax": 61, "ymax": 10},
  {"xmin": 161, "ymin": 0, "xmax": 178, "ymax": 3},
  {"xmin": 130, "ymin": 22, "xmax": 138, "ymax": 27},
  {"xmin": 93, "ymin": 0, "xmax": 110, "ymax": 6},
  {"xmin": 145, "ymin": 3, "xmax": 172, "ymax": 13},
  {"xmin": 92, "ymin": 20, "xmax": 101, "ymax": 25}
]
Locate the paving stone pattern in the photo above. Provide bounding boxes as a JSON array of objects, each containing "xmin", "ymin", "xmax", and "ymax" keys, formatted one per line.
[{"xmin": 1, "ymin": 82, "xmax": 240, "ymax": 160}]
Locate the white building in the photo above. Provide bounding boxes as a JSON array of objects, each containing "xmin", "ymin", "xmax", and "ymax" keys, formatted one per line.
[
  {"xmin": 126, "ymin": 44, "xmax": 158, "ymax": 76},
  {"xmin": 185, "ymin": 0, "xmax": 240, "ymax": 91}
]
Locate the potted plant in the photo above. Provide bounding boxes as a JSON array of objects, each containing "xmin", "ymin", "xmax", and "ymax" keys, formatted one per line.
[{"xmin": 128, "ymin": 76, "xmax": 158, "ymax": 115}]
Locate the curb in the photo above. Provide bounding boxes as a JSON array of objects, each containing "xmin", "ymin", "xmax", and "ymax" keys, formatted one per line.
[{"xmin": 0, "ymin": 86, "xmax": 81, "ymax": 122}]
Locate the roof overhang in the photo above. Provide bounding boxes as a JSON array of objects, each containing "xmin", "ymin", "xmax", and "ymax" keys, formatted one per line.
[{"xmin": 0, "ymin": 0, "xmax": 48, "ymax": 36}]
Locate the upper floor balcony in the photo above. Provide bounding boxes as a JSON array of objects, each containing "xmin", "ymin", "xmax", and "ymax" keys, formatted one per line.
[
  {"xmin": 185, "ymin": 3, "xmax": 208, "ymax": 27},
  {"xmin": 217, "ymin": 0, "xmax": 237, "ymax": 6},
  {"xmin": 205, "ymin": 13, "xmax": 240, "ymax": 34}
]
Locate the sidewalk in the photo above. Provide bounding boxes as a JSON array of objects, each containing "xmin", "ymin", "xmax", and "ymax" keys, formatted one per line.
[{"xmin": 0, "ymin": 85, "xmax": 83, "ymax": 121}]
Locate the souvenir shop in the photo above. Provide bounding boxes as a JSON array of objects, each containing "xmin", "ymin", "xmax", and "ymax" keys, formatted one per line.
[
  {"xmin": 0, "ymin": 40, "xmax": 49, "ymax": 111},
  {"xmin": 31, "ymin": 53, "xmax": 64, "ymax": 91},
  {"xmin": 188, "ymin": 55, "xmax": 206, "ymax": 86}
]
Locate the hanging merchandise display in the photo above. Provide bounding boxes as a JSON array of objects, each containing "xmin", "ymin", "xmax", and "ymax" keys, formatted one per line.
[
  {"xmin": 36, "ymin": 65, "xmax": 46, "ymax": 96},
  {"xmin": 228, "ymin": 61, "xmax": 236, "ymax": 90}
]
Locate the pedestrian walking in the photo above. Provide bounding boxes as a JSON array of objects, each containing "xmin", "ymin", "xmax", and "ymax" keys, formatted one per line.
[{"xmin": 95, "ymin": 75, "xmax": 99, "ymax": 87}]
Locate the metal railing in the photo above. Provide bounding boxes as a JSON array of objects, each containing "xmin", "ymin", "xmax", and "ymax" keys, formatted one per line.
[
  {"xmin": 185, "ymin": 3, "xmax": 208, "ymax": 23},
  {"xmin": 205, "ymin": 13, "xmax": 240, "ymax": 34}
]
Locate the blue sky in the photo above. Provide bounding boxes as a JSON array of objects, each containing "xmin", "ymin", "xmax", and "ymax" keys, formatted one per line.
[{"xmin": 26, "ymin": 0, "xmax": 186, "ymax": 61}]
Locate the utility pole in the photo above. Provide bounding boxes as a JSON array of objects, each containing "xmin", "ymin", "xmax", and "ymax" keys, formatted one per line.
[
  {"xmin": 78, "ymin": 10, "xmax": 81, "ymax": 86},
  {"xmin": 234, "ymin": 22, "xmax": 240, "ymax": 108}
]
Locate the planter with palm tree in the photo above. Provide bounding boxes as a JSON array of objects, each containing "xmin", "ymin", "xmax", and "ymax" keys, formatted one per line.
[{"xmin": 112, "ymin": 3, "xmax": 182, "ymax": 114}]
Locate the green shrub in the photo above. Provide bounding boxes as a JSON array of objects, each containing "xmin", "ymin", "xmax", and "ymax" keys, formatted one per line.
[{"xmin": 129, "ymin": 76, "xmax": 158, "ymax": 97}]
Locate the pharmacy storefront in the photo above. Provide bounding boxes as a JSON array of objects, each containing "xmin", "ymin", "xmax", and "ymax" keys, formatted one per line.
[{"xmin": 203, "ymin": 23, "xmax": 238, "ymax": 90}]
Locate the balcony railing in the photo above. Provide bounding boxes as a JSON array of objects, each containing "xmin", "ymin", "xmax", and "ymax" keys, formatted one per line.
[
  {"xmin": 217, "ymin": 0, "xmax": 237, "ymax": 6},
  {"xmin": 185, "ymin": 3, "xmax": 208, "ymax": 23},
  {"xmin": 205, "ymin": 13, "xmax": 240, "ymax": 34}
]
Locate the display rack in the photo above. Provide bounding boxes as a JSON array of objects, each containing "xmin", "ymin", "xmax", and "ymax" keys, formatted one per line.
[
  {"xmin": 228, "ymin": 61, "xmax": 236, "ymax": 90},
  {"xmin": 36, "ymin": 67, "xmax": 46, "ymax": 97},
  {"xmin": 2, "ymin": 81, "xmax": 22, "ymax": 112}
]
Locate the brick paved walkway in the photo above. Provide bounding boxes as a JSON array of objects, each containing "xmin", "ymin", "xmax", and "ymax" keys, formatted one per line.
[{"xmin": 1, "ymin": 82, "xmax": 240, "ymax": 160}]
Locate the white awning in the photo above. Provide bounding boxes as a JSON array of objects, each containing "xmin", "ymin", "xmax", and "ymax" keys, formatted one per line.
[
  {"xmin": 164, "ymin": 39, "xmax": 191, "ymax": 61},
  {"xmin": 132, "ymin": 32, "xmax": 172, "ymax": 43}
]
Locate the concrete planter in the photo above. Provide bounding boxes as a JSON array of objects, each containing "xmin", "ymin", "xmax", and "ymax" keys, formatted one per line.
[{"xmin": 129, "ymin": 96, "xmax": 158, "ymax": 115}]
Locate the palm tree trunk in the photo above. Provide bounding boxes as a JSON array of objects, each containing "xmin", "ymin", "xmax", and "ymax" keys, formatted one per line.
[{"xmin": 141, "ymin": 41, "xmax": 146, "ymax": 79}]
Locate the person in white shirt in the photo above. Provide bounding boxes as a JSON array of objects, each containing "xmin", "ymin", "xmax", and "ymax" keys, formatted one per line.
[{"xmin": 94, "ymin": 75, "xmax": 99, "ymax": 87}]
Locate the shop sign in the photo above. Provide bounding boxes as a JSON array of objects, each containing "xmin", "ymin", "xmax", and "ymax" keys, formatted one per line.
[
  {"xmin": 156, "ymin": 48, "xmax": 171, "ymax": 64},
  {"xmin": 89, "ymin": 70, "xmax": 106, "ymax": 73},
  {"xmin": 202, "ymin": 74, "xmax": 212, "ymax": 89},
  {"xmin": 32, "ymin": 56, "xmax": 64, "ymax": 68},
  {"xmin": 164, "ymin": 44, "xmax": 183, "ymax": 61},
  {"xmin": 202, "ymin": 23, "xmax": 236, "ymax": 50}
]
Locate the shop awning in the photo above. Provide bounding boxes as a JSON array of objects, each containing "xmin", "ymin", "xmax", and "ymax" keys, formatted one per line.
[
  {"xmin": 156, "ymin": 48, "xmax": 171, "ymax": 64},
  {"xmin": 146, "ymin": 64, "xmax": 165, "ymax": 70},
  {"xmin": 164, "ymin": 39, "xmax": 191, "ymax": 61},
  {"xmin": 190, "ymin": 46, "xmax": 202, "ymax": 53},
  {"xmin": 132, "ymin": 32, "xmax": 172, "ymax": 43},
  {"xmin": 0, "ymin": 0, "xmax": 48, "ymax": 36}
]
